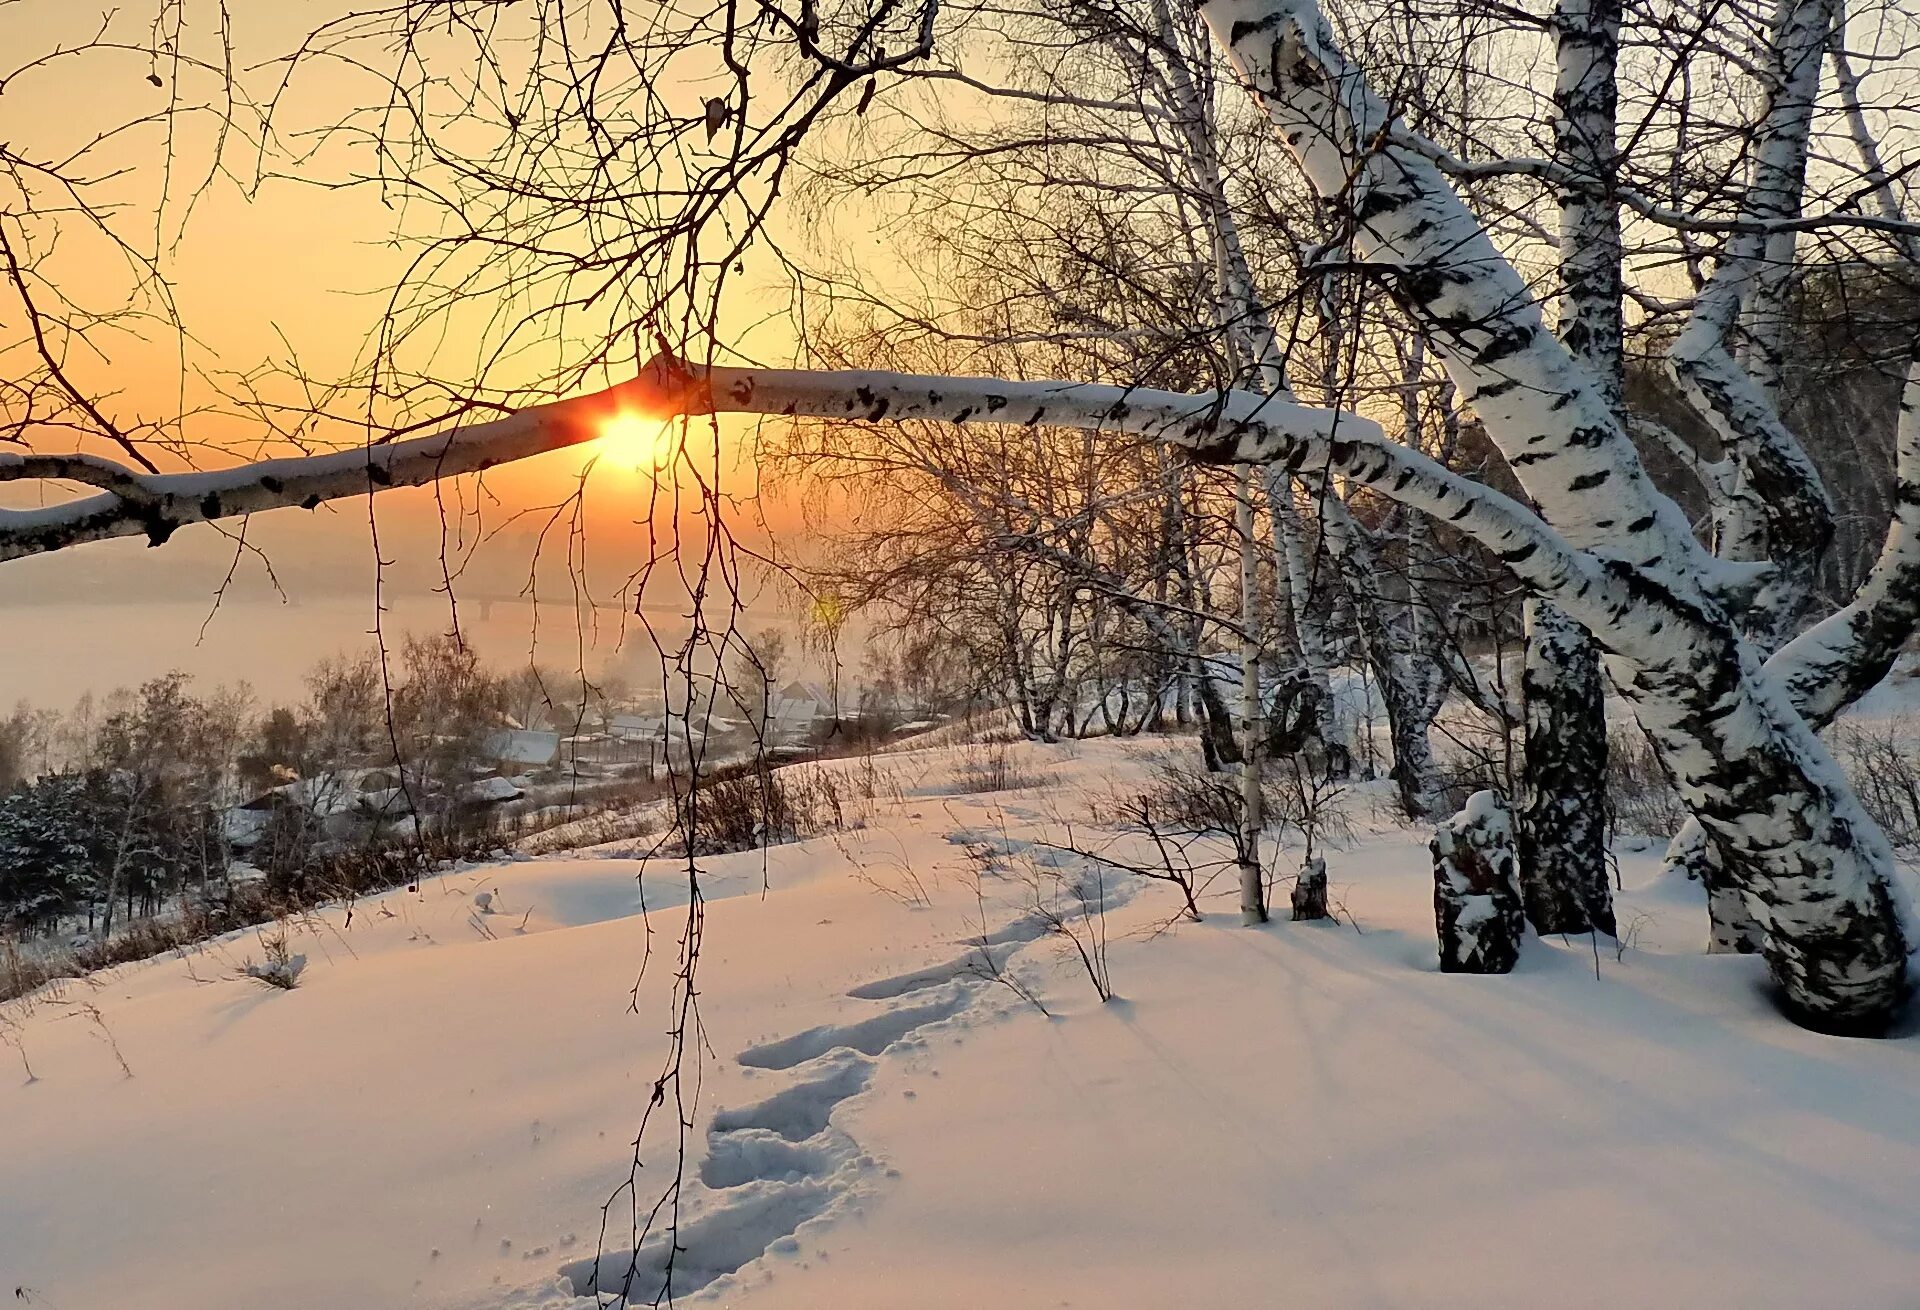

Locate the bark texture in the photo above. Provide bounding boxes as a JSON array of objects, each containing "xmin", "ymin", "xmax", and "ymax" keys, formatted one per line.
[
  {"xmin": 1518, "ymin": 0, "xmax": 1618, "ymax": 940},
  {"xmin": 1665, "ymin": 823, "xmax": 1768, "ymax": 954},
  {"xmin": 1518, "ymin": 599, "xmax": 1616, "ymax": 936}
]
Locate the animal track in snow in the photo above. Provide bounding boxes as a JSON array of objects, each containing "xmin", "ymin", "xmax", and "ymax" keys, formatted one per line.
[
  {"xmin": 846, "ymin": 951, "xmax": 994, "ymax": 999},
  {"xmin": 842, "ymin": 914, "xmax": 1053, "ymax": 998},
  {"xmin": 972, "ymin": 911, "xmax": 1055, "ymax": 948},
  {"xmin": 698, "ymin": 1130, "xmax": 840, "ymax": 1189}
]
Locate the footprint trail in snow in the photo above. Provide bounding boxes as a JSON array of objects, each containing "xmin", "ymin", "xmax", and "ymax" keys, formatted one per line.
[
  {"xmin": 558, "ymin": 829, "xmax": 1140, "ymax": 1305},
  {"xmin": 557, "ymin": 974, "xmax": 978, "ymax": 1303}
]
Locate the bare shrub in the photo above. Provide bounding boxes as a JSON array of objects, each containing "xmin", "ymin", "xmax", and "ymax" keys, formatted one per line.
[
  {"xmin": 1128, "ymin": 756, "xmax": 1244, "ymax": 835},
  {"xmin": 953, "ymin": 740, "xmax": 1037, "ymax": 794},
  {"xmin": 837, "ymin": 831, "xmax": 934, "ymax": 908},
  {"xmin": 850, "ymin": 751, "xmax": 904, "ymax": 804},
  {"xmin": 1830, "ymin": 719, "xmax": 1920, "ymax": 848},
  {"xmin": 1605, "ymin": 728, "xmax": 1687, "ymax": 839},
  {"xmin": 238, "ymin": 927, "xmax": 306, "ymax": 990},
  {"xmin": 976, "ymin": 828, "xmax": 1114, "ymax": 1003},
  {"xmin": 1044, "ymin": 798, "xmax": 1223, "ymax": 929},
  {"xmin": 1267, "ymin": 754, "xmax": 1354, "ymax": 857},
  {"xmin": 679, "ymin": 768, "xmax": 795, "ymax": 854},
  {"xmin": 784, "ymin": 764, "xmax": 852, "ymax": 833},
  {"xmin": 952, "ymin": 842, "xmax": 1050, "ymax": 1016},
  {"xmin": 1023, "ymin": 852, "xmax": 1113, "ymax": 1002}
]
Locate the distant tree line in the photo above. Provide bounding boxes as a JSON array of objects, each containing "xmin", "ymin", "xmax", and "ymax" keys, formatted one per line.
[{"xmin": 0, "ymin": 636, "xmax": 624, "ymax": 940}]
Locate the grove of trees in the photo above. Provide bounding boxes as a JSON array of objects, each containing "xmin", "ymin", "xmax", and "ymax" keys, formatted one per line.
[{"xmin": 5, "ymin": 0, "xmax": 1920, "ymax": 1033}]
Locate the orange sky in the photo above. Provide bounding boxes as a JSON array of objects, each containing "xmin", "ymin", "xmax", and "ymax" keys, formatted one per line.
[{"xmin": 1, "ymin": 0, "xmax": 839, "ymax": 636}]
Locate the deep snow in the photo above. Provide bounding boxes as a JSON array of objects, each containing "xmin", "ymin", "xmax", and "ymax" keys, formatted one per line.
[{"xmin": 4, "ymin": 737, "xmax": 1920, "ymax": 1308}]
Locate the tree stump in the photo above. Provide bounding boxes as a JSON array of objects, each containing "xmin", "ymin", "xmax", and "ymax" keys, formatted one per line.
[
  {"xmin": 1431, "ymin": 791, "xmax": 1525, "ymax": 974},
  {"xmin": 1291, "ymin": 855, "xmax": 1329, "ymax": 921}
]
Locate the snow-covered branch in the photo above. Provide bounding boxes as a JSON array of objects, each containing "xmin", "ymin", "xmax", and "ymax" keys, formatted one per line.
[
  {"xmin": 1667, "ymin": 245, "xmax": 1836, "ymax": 649},
  {"xmin": 1770, "ymin": 353, "xmax": 1920, "ymax": 724},
  {"xmin": 0, "ymin": 388, "xmax": 620, "ymax": 562},
  {"xmin": 665, "ymin": 356, "xmax": 1612, "ymax": 614},
  {"xmin": 1194, "ymin": 0, "xmax": 1716, "ymax": 611}
]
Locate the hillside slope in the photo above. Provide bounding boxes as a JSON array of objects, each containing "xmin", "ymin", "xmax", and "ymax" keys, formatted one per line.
[{"xmin": 4, "ymin": 738, "xmax": 1918, "ymax": 1308}]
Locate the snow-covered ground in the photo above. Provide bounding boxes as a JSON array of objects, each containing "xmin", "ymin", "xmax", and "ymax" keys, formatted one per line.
[{"xmin": 5, "ymin": 737, "xmax": 1920, "ymax": 1308}]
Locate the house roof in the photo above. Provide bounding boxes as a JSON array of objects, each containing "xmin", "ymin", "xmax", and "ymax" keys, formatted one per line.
[
  {"xmin": 484, "ymin": 729, "xmax": 560, "ymax": 766},
  {"xmin": 776, "ymin": 679, "xmax": 832, "ymax": 706}
]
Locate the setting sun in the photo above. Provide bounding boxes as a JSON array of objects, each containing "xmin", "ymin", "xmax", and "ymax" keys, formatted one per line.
[{"xmin": 597, "ymin": 410, "xmax": 679, "ymax": 473}]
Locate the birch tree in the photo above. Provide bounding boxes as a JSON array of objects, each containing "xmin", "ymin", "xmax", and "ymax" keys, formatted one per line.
[{"xmin": 1516, "ymin": 0, "xmax": 1620, "ymax": 939}]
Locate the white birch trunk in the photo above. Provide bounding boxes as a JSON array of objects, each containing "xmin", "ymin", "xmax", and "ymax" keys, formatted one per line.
[
  {"xmin": 1267, "ymin": 470, "xmax": 1345, "ymax": 764},
  {"xmin": 1236, "ymin": 467, "xmax": 1268, "ymax": 924},
  {"xmin": 1668, "ymin": 354, "xmax": 1920, "ymax": 952},
  {"xmin": 1665, "ymin": 0, "xmax": 1837, "ymax": 653},
  {"xmin": 1518, "ymin": 0, "xmax": 1620, "ymax": 939}
]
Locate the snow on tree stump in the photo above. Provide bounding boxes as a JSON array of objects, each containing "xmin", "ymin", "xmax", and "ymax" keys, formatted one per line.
[
  {"xmin": 1431, "ymin": 791, "xmax": 1525, "ymax": 974},
  {"xmin": 1291, "ymin": 855, "xmax": 1329, "ymax": 921}
]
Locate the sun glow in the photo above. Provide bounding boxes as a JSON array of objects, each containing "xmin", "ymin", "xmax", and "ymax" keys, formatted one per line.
[{"xmin": 597, "ymin": 410, "xmax": 679, "ymax": 474}]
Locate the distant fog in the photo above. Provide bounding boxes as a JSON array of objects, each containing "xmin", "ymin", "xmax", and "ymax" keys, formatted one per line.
[{"xmin": 0, "ymin": 509, "xmax": 820, "ymax": 710}]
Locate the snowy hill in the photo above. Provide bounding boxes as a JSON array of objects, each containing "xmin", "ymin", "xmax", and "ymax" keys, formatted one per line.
[{"xmin": 4, "ymin": 736, "xmax": 1919, "ymax": 1308}]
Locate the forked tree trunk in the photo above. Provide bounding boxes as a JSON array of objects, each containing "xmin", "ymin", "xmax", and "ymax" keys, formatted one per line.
[
  {"xmin": 1653, "ymin": 0, "xmax": 1843, "ymax": 951},
  {"xmin": 1668, "ymin": 353, "xmax": 1920, "ymax": 953}
]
